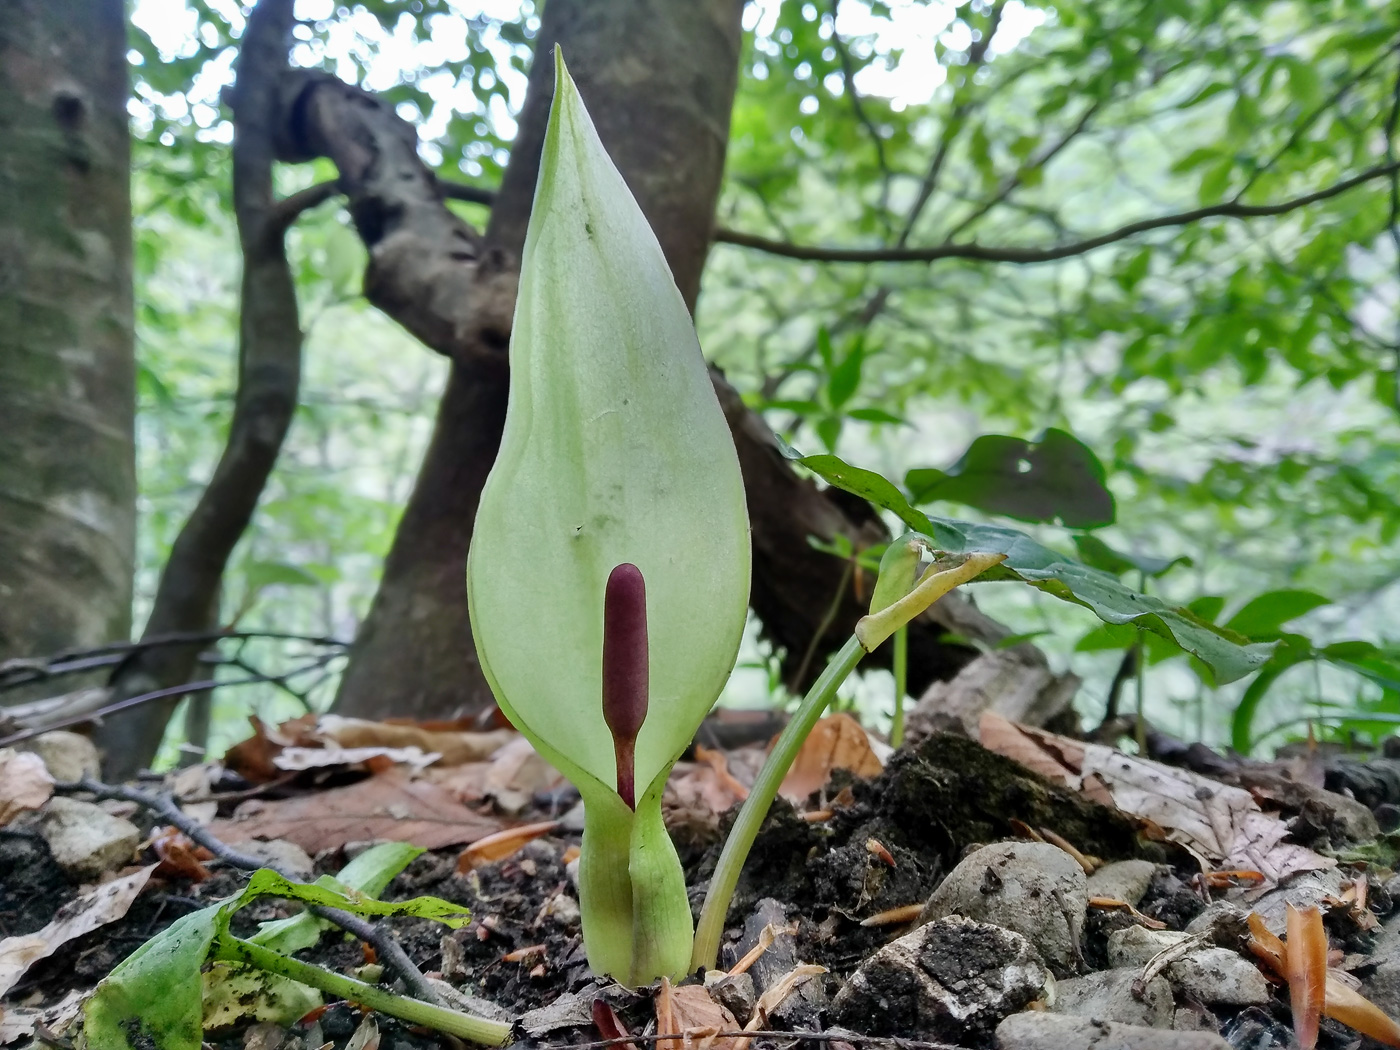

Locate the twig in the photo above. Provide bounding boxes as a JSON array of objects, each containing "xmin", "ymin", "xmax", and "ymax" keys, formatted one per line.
[
  {"xmin": 54, "ymin": 777, "xmax": 447, "ymax": 1009},
  {"xmin": 712, "ymin": 161, "xmax": 1400, "ymax": 265},
  {"xmin": 0, "ymin": 655, "xmax": 338, "ymax": 748},
  {"xmin": 0, "ymin": 630, "xmax": 349, "ymax": 691}
]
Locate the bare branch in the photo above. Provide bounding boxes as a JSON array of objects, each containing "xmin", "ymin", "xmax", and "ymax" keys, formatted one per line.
[
  {"xmin": 269, "ymin": 179, "xmax": 340, "ymax": 229},
  {"xmin": 95, "ymin": 0, "xmax": 307, "ymax": 779},
  {"xmin": 713, "ymin": 161, "xmax": 1400, "ymax": 265}
]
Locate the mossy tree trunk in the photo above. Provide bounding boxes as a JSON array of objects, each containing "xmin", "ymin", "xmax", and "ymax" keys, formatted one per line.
[{"xmin": 0, "ymin": 0, "xmax": 135, "ymax": 688}]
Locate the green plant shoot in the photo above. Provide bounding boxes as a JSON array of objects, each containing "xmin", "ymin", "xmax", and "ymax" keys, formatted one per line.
[{"xmin": 466, "ymin": 49, "xmax": 750, "ymax": 985}]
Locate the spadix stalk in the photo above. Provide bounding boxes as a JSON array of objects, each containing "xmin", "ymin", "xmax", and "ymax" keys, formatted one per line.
[{"xmin": 466, "ymin": 50, "xmax": 750, "ymax": 985}]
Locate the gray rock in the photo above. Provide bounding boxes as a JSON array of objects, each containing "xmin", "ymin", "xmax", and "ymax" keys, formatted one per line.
[
  {"xmin": 1086, "ymin": 861, "xmax": 1159, "ymax": 907},
  {"xmin": 1247, "ymin": 869, "xmax": 1346, "ymax": 936},
  {"xmin": 832, "ymin": 915, "xmax": 1049, "ymax": 1045},
  {"xmin": 1106, "ymin": 926, "xmax": 1268, "ymax": 1006},
  {"xmin": 1362, "ymin": 913, "xmax": 1400, "ymax": 1018},
  {"xmin": 1172, "ymin": 1005, "xmax": 1219, "ymax": 1033},
  {"xmin": 1184, "ymin": 900, "xmax": 1248, "ymax": 937},
  {"xmin": 705, "ymin": 971, "xmax": 756, "ymax": 1025},
  {"xmin": 1052, "ymin": 967, "xmax": 1172, "ymax": 1028},
  {"xmin": 37, "ymin": 796, "xmax": 139, "ymax": 878},
  {"xmin": 921, "ymin": 841, "xmax": 1087, "ymax": 973},
  {"xmin": 997, "ymin": 1011, "xmax": 1231, "ymax": 1050},
  {"xmin": 24, "ymin": 732, "xmax": 100, "ymax": 782}
]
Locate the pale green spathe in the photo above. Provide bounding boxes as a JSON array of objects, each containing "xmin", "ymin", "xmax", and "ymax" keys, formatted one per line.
[{"xmin": 466, "ymin": 50, "xmax": 750, "ymax": 983}]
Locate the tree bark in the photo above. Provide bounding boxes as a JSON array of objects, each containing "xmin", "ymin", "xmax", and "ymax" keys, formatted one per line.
[
  {"xmin": 0, "ymin": 0, "xmax": 135, "ymax": 696},
  {"xmin": 330, "ymin": 0, "xmax": 754, "ymax": 720}
]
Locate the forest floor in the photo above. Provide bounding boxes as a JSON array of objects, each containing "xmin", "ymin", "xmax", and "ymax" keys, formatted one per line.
[{"xmin": 4, "ymin": 710, "xmax": 1400, "ymax": 1050}]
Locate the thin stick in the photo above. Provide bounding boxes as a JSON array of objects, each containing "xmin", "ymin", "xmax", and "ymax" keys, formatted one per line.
[{"xmin": 55, "ymin": 777, "xmax": 445, "ymax": 1009}]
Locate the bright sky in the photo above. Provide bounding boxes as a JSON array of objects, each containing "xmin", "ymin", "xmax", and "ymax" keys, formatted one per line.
[{"xmin": 129, "ymin": 0, "xmax": 1046, "ymax": 150}]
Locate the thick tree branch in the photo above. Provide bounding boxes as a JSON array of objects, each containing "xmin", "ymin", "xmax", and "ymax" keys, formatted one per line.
[
  {"xmin": 713, "ymin": 161, "xmax": 1400, "ymax": 265},
  {"xmin": 94, "ymin": 0, "xmax": 306, "ymax": 779}
]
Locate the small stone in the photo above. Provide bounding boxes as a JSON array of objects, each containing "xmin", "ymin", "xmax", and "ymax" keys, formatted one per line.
[
  {"xmin": 1106, "ymin": 927, "xmax": 1268, "ymax": 1006},
  {"xmin": 832, "ymin": 915, "xmax": 1049, "ymax": 1045},
  {"xmin": 1052, "ymin": 967, "xmax": 1172, "ymax": 1028},
  {"xmin": 546, "ymin": 893, "xmax": 580, "ymax": 927},
  {"xmin": 1172, "ymin": 1005, "xmax": 1218, "ymax": 1033},
  {"xmin": 1184, "ymin": 900, "xmax": 1248, "ymax": 937},
  {"xmin": 240, "ymin": 839, "xmax": 315, "ymax": 880},
  {"xmin": 705, "ymin": 971, "xmax": 756, "ymax": 1025},
  {"xmin": 1246, "ymin": 869, "xmax": 1346, "ymax": 936},
  {"xmin": 25, "ymin": 732, "xmax": 100, "ymax": 782},
  {"xmin": 921, "ymin": 841, "xmax": 1087, "ymax": 973},
  {"xmin": 1362, "ymin": 913, "xmax": 1400, "ymax": 1018},
  {"xmin": 1086, "ymin": 861, "xmax": 1159, "ymax": 908},
  {"xmin": 996, "ymin": 1011, "xmax": 1232, "ymax": 1050},
  {"xmin": 37, "ymin": 796, "xmax": 139, "ymax": 878}
]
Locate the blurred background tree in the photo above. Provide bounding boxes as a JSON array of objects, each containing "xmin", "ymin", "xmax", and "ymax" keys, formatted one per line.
[{"xmin": 3, "ymin": 0, "xmax": 1397, "ymax": 775}]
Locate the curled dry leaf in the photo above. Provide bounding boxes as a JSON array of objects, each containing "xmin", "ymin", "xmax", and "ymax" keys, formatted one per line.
[
  {"xmin": 778, "ymin": 713, "xmax": 883, "ymax": 804},
  {"xmin": 456, "ymin": 820, "xmax": 559, "ymax": 872},
  {"xmin": 1250, "ymin": 910, "xmax": 1400, "ymax": 1048},
  {"xmin": 592, "ymin": 996, "xmax": 636, "ymax": 1050},
  {"xmin": 315, "ymin": 716, "xmax": 515, "ymax": 766},
  {"xmin": 0, "ymin": 749, "xmax": 54, "ymax": 826},
  {"xmin": 1286, "ymin": 904, "xmax": 1327, "ymax": 1050},
  {"xmin": 150, "ymin": 826, "xmax": 214, "ymax": 882},
  {"xmin": 666, "ymin": 983, "xmax": 739, "ymax": 1050}
]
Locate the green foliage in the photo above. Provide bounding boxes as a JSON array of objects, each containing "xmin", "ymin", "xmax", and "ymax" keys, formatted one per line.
[{"xmin": 83, "ymin": 864, "xmax": 476, "ymax": 1050}]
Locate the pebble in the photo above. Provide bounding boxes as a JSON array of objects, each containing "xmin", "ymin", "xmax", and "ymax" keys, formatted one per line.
[
  {"xmin": 920, "ymin": 841, "xmax": 1087, "ymax": 973},
  {"xmin": 1051, "ymin": 967, "xmax": 1173, "ymax": 1028},
  {"xmin": 1106, "ymin": 927, "xmax": 1269, "ymax": 1006},
  {"xmin": 832, "ymin": 915, "xmax": 1049, "ymax": 1044},
  {"xmin": 1085, "ymin": 860, "xmax": 1159, "ymax": 907},
  {"xmin": 37, "ymin": 796, "xmax": 139, "ymax": 879},
  {"xmin": 1246, "ymin": 869, "xmax": 1346, "ymax": 936},
  {"xmin": 24, "ymin": 732, "xmax": 100, "ymax": 782},
  {"xmin": 705, "ymin": 971, "xmax": 756, "ymax": 1025},
  {"xmin": 997, "ymin": 1011, "xmax": 1232, "ymax": 1050}
]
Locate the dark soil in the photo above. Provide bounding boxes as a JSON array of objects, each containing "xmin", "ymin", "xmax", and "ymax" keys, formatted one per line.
[{"xmin": 0, "ymin": 732, "xmax": 1379, "ymax": 1050}]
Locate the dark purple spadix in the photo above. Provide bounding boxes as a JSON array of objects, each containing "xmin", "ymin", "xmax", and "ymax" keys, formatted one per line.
[{"xmin": 602, "ymin": 562, "xmax": 649, "ymax": 809}]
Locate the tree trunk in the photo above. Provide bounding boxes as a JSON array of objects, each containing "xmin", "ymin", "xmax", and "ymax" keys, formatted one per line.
[
  {"xmin": 0, "ymin": 0, "xmax": 135, "ymax": 693},
  {"xmin": 332, "ymin": 0, "xmax": 750, "ymax": 719}
]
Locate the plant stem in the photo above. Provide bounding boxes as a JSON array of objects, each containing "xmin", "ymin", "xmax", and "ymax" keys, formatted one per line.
[
  {"xmin": 690, "ymin": 634, "xmax": 866, "ymax": 972},
  {"xmin": 890, "ymin": 625, "xmax": 908, "ymax": 747},
  {"xmin": 212, "ymin": 935, "xmax": 513, "ymax": 1045}
]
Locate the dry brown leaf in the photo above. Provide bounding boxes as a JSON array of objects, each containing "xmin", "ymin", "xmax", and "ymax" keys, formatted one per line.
[
  {"xmin": 273, "ymin": 745, "xmax": 440, "ymax": 772},
  {"xmin": 1324, "ymin": 972, "xmax": 1400, "ymax": 1047},
  {"xmin": 979, "ymin": 712, "xmax": 1086, "ymax": 786},
  {"xmin": 667, "ymin": 985, "xmax": 739, "ymax": 1050},
  {"xmin": 0, "ymin": 864, "xmax": 156, "ymax": 996},
  {"xmin": 0, "ymin": 749, "xmax": 53, "ymax": 826},
  {"xmin": 209, "ymin": 768, "xmax": 502, "ymax": 853},
  {"xmin": 592, "ymin": 997, "xmax": 636, "ymax": 1050},
  {"xmin": 483, "ymin": 735, "xmax": 565, "ymax": 813},
  {"xmin": 315, "ymin": 716, "xmax": 515, "ymax": 767},
  {"xmin": 150, "ymin": 826, "xmax": 213, "ymax": 882},
  {"xmin": 1286, "ymin": 904, "xmax": 1327, "ymax": 1050},
  {"xmin": 456, "ymin": 820, "xmax": 559, "ymax": 872},
  {"xmin": 982, "ymin": 713, "xmax": 1331, "ymax": 880},
  {"xmin": 779, "ymin": 713, "xmax": 883, "ymax": 803},
  {"xmin": 223, "ymin": 716, "xmax": 284, "ymax": 783}
]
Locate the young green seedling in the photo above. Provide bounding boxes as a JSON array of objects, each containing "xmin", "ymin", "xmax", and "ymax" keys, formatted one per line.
[{"xmin": 466, "ymin": 50, "xmax": 750, "ymax": 985}]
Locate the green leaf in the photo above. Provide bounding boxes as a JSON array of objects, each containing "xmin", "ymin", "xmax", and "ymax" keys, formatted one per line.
[
  {"xmin": 791, "ymin": 449, "xmax": 1272, "ymax": 683},
  {"xmin": 826, "ymin": 336, "xmax": 866, "ymax": 409},
  {"xmin": 243, "ymin": 561, "xmax": 321, "ymax": 592},
  {"xmin": 1224, "ymin": 589, "xmax": 1330, "ymax": 638},
  {"xmin": 251, "ymin": 842, "xmax": 424, "ymax": 954},
  {"xmin": 84, "ymin": 869, "xmax": 473, "ymax": 1050},
  {"xmin": 846, "ymin": 407, "xmax": 907, "ymax": 425},
  {"xmin": 905, "ymin": 429, "xmax": 1114, "ymax": 528}
]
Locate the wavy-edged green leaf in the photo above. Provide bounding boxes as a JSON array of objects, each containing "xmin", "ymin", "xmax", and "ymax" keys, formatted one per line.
[
  {"xmin": 906, "ymin": 428, "xmax": 1115, "ymax": 528},
  {"xmin": 790, "ymin": 448, "xmax": 1272, "ymax": 684}
]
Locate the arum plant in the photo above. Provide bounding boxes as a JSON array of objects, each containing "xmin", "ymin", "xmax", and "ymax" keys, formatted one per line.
[
  {"xmin": 467, "ymin": 50, "xmax": 750, "ymax": 986},
  {"xmin": 689, "ymin": 536, "xmax": 1005, "ymax": 971}
]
